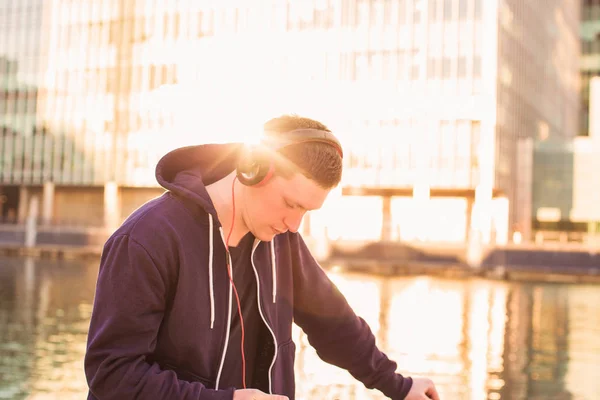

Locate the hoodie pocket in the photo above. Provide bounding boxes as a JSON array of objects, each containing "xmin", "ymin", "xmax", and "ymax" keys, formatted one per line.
[{"xmin": 163, "ymin": 362, "xmax": 214, "ymax": 389}]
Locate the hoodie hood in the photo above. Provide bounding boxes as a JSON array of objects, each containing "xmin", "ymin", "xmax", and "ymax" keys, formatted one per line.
[{"xmin": 155, "ymin": 143, "xmax": 245, "ymax": 225}]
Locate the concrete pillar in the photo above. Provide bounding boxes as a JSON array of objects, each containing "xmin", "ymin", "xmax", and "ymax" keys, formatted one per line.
[
  {"xmin": 18, "ymin": 186, "xmax": 29, "ymax": 223},
  {"xmin": 42, "ymin": 181, "xmax": 54, "ymax": 226},
  {"xmin": 413, "ymin": 184, "xmax": 430, "ymax": 241},
  {"xmin": 466, "ymin": 230, "xmax": 483, "ymax": 268},
  {"xmin": 467, "ymin": 185, "xmax": 492, "ymax": 268},
  {"xmin": 104, "ymin": 181, "xmax": 121, "ymax": 231},
  {"xmin": 515, "ymin": 137, "xmax": 533, "ymax": 243},
  {"xmin": 465, "ymin": 197, "xmax": 474, "ymax": 242},
  {"xmin": 302, "ymin": 212, "xmax": 312, "ymax": 237},
  {"xmin": 535, "ymin": 231, "xmax": 544, "ymax": 244},
  {"xmin": 474, "ymin": 184, "xmax": 493, "ymax": 244},
  {"xmin": 381, "ymin": 196, "xmax": 392, "ymax": 241},
  {"xmin": 589, "ymin": 77, "xmax": 600, "ymax": 139},
  {"xmin": 310, "ymin": 225, "xmax": 331, "ymax": 263}
]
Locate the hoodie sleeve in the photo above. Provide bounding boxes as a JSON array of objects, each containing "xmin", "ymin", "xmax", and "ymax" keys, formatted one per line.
[
  {"xmin": 84, "ymin": 234, "xmax": 233, "ymax": 400},
  {"xmin": 290, "ymin": 233, "xmax": 413, "ymax": 400}
]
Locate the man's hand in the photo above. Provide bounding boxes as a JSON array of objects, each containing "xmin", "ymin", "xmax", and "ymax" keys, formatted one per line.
[
  {"xmin": 405, "ymin": 377, "xmax": 440, "ymax": 400},
  {"xmin": 233, "ymin": 389, "xmax": 289, "ymax": 400}
]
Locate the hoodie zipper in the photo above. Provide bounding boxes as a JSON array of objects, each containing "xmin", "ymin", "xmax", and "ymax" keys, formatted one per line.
[{"xmin": 250, "ymin": 240, "xmax": 278, "ymax": 395}]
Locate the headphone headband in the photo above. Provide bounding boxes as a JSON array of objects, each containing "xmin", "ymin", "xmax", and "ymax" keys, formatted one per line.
[{"xmin": 236, "ymin": 128, "xmax": 343, "ymax": 187}]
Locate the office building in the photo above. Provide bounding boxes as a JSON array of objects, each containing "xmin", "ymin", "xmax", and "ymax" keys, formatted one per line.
[
  {"xmin": 530, "ymin": 0, "xmax": 599, "ymax": 244},
  {"xmin": 0, "ymin": 0, "xmax": 581, "ymax": 245}
]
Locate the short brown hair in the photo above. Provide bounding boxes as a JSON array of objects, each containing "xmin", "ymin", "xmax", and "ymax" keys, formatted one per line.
[{"xmin": 263, "ymin": 114, "xmax": 343, "ymax": 189}]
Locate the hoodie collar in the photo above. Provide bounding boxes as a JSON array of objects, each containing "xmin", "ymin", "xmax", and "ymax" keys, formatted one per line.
[{"xmin": 155, "ymin": 143, "xmax": 244, "ymax": 225}]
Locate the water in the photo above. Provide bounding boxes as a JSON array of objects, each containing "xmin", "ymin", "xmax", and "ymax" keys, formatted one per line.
[{"xmin": 1, "ymin": 257, "xmax": 599, "ymax": 400}]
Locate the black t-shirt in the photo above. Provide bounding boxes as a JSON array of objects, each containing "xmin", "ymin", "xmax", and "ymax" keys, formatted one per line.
[{"xmin": 220, "ymin": 232, "xmax": 270, "ymax": 391}]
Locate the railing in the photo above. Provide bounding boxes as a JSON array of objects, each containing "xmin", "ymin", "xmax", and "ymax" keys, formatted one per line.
[{"xmin": 533, "ymin": 230, "xmax": 600, "ymax": 247}]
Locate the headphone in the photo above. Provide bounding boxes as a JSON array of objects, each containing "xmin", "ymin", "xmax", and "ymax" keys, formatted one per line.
[{"xmin": 235, "ymin": 128, "xmax": 344, "ymax": 187}]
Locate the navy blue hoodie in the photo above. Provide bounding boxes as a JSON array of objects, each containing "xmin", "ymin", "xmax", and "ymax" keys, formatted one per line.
[{"xmin": 84, "ymin": 143, "xmax": 413, "ymax": 400}]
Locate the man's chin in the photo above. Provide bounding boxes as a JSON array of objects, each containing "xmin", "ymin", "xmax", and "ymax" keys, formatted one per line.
[{"xmin": 253, "ymin": 228, "xmax": 276, "ymax": 242}]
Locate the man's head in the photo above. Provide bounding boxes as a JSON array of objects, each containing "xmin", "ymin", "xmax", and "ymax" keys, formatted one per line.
[
  {"xmin": 262, "ymin": 115, "xmax": 343, "ymax": 189},
  {"xmin": 238, "ymin": 114, "xmax": 343, "ymax": 241}
]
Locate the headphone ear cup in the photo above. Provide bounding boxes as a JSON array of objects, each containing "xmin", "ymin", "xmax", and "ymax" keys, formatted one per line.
[
  {"xmin": 236, "ymin": 147, "xmax": 273, "ymax": 186},
  {"xmin": 252, "ymin": 163, "xmax": 274, "ymax": 187}
]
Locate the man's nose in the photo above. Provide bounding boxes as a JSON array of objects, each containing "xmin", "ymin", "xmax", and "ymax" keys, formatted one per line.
[{"xmin": 284, "ymin": 211, "xmax": 305, "ymax": 233}]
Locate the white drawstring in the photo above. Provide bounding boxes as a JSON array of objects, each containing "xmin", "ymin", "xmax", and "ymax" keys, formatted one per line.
[
  {"xmin": 208, "ymin": 214, "xmax": 215, "ymax": 329},
  {"xmin": 270, "ymin": 240, "xmax": 277, "ymax": 303},
  {"xmin": 215, "ymin": 226, "xmax": 233, "ymax": 390}
]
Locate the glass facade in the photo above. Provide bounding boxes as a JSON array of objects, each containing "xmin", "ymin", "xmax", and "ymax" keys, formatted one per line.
[
  {"xmin": 527, "ymin": 0, "xmax": 600, "ymax": 243},
  {"xmin": 339, "ymin": 0, "xmax": 486, "ymax": 190},
  {"xmin": 0, "ymin": 0, "xmax": 46, "ymax": 184},
  {"xmin": 495, "ymin": 0, "xmax": 580, "ymax": 237},
  {"xmin": 1, "ymin": 0, "xmax": 487, "ymax": 189},
  {"xmin": 0, "ymin": 0, "xmax": 582, "ymax": 239},
  {"xmin": 581, "ymin": 0, "xmax": 600, "ymax": 137}
]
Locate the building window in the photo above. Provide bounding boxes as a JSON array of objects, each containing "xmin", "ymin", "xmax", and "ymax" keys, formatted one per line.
[
  {"xmin": 383, "ymin": 0, "xmax": 393, "ymax": 25},
  {"xmin": 443, "ymin": 0, "xmax": 453, "ymax": 20},
  {"xmin": 474, "ymin": 0, "xmax": 482, "ymax": 19},
  {"xmin": 354, "ymin": 53, "xmax": 369, "ymax": 80},
  {"xmin": 458, "ymin": 0, "xmax": 468, "ymax": 19},
  {"xmin": 429, "ymin": 0, "xmax": 439, "ymax": 21},
  {"xmin": 410, "ymin": 50, "xmax": 421, "ymax": 79},
  {"xmin": 473, "ymin": 55, "xmax": 481, "ymax": 78},
  {"xmin": 583, "ymin": 40, "xmax": 592, "ymax": 54},
  {"xmin": 592, "ymin": 3, "xmax": 600, "ymax": 21},
  {"xmin": 593, "ymin": 37, "xmax": 600, "ymax": 54},
  {"xmin": 458, "ymin": 56, "xmax": 467, "ymax": 78},
  {"xmin": 356, "ymin": 0, "xmax": 369, "ymax": 26},
  {"xmin": 397, "ymin": 50, "xmax": 407, "ymax": 79},
  {"xmin": 427, "ymin": 58, "xmax": 439, "ymax": 79},
  {"xmin": 442, "ymin": 57, "xmax": 452, "ymax": 79},
  {"xmin": 413, "ymin": 0, "xmax": 423, "ymax": 23},
  {"xmin": 398, "ymin": 0, "xmax": 406, "ymax": 24}
]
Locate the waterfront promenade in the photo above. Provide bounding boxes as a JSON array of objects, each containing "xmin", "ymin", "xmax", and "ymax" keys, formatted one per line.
[{"xmin": 1, "ymin": 223, "xmax": 599, "ymax": 285}]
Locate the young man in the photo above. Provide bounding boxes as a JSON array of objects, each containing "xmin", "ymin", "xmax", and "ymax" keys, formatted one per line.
[{"xmin": 84, "ymin": 115, "xmax": 440, "ymax": 400}]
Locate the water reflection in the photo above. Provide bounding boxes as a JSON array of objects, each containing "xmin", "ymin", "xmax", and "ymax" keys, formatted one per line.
[
  {"xmin": 293, "ymin": 272, "xmax": 600, "ymax": 400},
  {"xmin": 1, "ymin": 257, "xmax": 599, "ymax": 400},
  {"xmin": 0, "ymin": 257, "xmax": 97, "ymax": 400}
]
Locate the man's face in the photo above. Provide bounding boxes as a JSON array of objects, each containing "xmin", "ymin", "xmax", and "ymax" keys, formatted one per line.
[{"xmin": 241, "ymin": 173, "xmax": 331, "ymax": 242}]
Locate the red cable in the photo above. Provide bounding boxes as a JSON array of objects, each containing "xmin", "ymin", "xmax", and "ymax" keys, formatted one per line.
[{"xmin": 225, "ymin": 176, "xmax": 246, "ymax": 389}]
